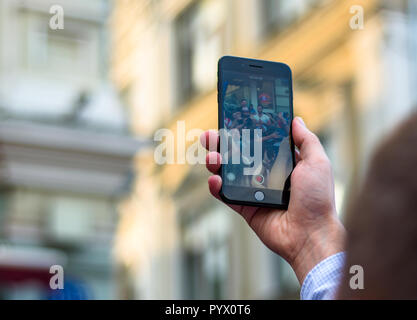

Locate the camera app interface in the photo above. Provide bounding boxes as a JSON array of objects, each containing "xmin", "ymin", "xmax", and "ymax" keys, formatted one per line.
[{"xmin": 221, "ymin": 70, "xmax": 293, "ymax": 191}]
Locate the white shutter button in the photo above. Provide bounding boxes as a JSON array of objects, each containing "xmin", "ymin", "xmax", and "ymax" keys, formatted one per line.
[{"xmin": 254, "ymin": 191, "xmax": 265, "ymax": 201}]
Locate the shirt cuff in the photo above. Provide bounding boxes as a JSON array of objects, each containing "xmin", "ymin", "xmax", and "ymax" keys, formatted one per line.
[{"xmin": 300, "ymin": 251, "xmax": 346, "ymax": 300}]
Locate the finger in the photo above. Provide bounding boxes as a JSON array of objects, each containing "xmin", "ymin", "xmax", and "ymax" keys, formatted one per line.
[
  {"xmin": 200, "ymin": 130, "xmax": 219, "ymax": 152},
  {"xmin": 292, "ymin": 117, "xmax": 327, "ymax": 162},
  {"xmin": 208, "ymin": 176, "xmax": 278, "ymax": 236},
  {"xmin": 206, "ymin": 152, "xmax": 221, "ymax": 174},
  {"xmin": 208, "ymin": 175, "xmax": 222, "ymax": 198},
  {"xmin": 208, "ymin": 175, "xmax": 242, "ymax": 213}
]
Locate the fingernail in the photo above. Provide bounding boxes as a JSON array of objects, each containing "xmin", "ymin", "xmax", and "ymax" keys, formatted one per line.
[{"xmin": 297, "ymin": 117, "xmax": 306, "ymax": 127}]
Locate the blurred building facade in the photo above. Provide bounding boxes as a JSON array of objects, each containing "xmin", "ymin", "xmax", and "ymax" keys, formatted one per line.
[
  {"xmin": 111, "ymin": 0, "xmax": 417, "ymax": 299},
  {"xmin": 0, "ymin": 0, "xmax": 141, "ymax": 299}
]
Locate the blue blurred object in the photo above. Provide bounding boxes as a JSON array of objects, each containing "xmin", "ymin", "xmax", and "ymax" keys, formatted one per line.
[{"xmin": 46, "ymin": 277, "xmax": 91, "ymax": 300}]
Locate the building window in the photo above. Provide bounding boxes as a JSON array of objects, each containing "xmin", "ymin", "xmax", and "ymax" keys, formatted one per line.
[
  {"xmin": 175, "ymin": 4, "xmax": 196, "ymax": 106},
  {"xmin": 182, "ymin": 208, "xmax": 230, "ymax": 299},
  {"xmin": 20, "ymin": 9, "xmax": 102, "ymax": 79},
  {"xmin": 175, "ymin": 0, "xmax": 225, "ymax": 107},
  {"xmin": 260, "ymin": 0, "xmax": 319, "ymax": 37}
]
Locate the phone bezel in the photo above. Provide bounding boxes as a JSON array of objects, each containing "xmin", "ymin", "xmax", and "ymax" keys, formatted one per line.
[{"xmin": 217, "ymin": 55, "xmax": 295, "ymax": 209}]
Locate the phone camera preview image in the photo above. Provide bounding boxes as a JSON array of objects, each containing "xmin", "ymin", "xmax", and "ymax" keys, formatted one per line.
[{"xmin": 219, "ymin": 62, "xmax": 294, "ymax": 208}]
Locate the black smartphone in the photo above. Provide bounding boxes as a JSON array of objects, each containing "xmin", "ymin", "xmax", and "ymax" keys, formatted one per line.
[{"xmin": 217, "ymin": 56, "xmax": 295, "ymax": 209}]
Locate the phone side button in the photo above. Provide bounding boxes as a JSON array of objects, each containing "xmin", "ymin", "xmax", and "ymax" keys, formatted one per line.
[{"xmin": 254, "ymin": 191, "xmax": 265, "ymax": 201}]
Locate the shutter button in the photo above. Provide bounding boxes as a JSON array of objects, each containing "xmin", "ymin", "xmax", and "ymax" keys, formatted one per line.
[{"xmin": 254, "ymin": 191, "xmax": 265, "ymax": 201}]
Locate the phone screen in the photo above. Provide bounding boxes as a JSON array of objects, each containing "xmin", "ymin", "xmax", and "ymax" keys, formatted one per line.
[{"xmin": 219, "ymin": 58, "xmax": 294, "ymax": 206}]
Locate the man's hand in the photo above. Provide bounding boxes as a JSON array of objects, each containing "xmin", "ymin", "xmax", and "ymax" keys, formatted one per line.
[{"xmin": 200, "ymin": 117, "xmax": 346, "ymax": 284}]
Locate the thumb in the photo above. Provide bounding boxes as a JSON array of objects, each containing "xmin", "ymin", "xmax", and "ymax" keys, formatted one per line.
[{"xmin": 292, "ymin": 117, "xmax": 327, "ymax": 161}]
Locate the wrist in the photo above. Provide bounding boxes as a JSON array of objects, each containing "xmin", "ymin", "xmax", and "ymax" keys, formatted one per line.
[{"xmin": 291, "ymin": 216, "xmax": 346, "ymax": 285}]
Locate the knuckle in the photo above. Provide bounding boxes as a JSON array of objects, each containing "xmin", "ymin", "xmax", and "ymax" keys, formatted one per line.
[
  {"xmin": 308, "ymin": 131, "xmax": 320, "ymax": 144},
  {"xmin": 317, "ymin": 155, "xmax": 331, "ymax": 168}
]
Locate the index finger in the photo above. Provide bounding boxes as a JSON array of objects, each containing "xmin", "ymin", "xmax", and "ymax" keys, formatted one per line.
[{"xmin": 200, "ymin": 130, "xmax": 219, "ymax": 152}]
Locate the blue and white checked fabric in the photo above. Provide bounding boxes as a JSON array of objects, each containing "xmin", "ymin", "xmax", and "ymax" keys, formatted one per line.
[{"xmin": 300, "ymin": 252, "xmax": 346, "ymax": 300}]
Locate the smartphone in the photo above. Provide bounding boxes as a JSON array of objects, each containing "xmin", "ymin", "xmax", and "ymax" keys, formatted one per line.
[{"xmin": 217, "ymin": 56, "xmax": 295, "ymax": 209}]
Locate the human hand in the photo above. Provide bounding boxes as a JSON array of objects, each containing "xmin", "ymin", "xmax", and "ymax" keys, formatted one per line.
[{"xmin": 200, "ymin": 117, "xmax": 346, "ymax": 284}]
